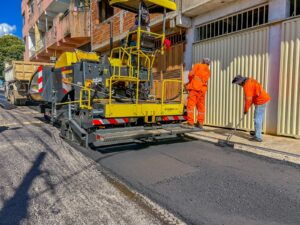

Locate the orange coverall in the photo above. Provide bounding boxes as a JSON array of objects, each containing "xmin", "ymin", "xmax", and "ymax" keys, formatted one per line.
[
  {"xmin": 186, "ymin": 64, "xmax": 211, "ymax": 125},
  {"xmin": 243, "ymin": 78, "xmax": 271, "ymax": 114}
]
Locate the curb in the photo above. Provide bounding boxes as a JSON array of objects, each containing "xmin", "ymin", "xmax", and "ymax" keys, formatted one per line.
[{"xmin": 186, "ymin": 133, "xmax": 300, "ymax": 166}]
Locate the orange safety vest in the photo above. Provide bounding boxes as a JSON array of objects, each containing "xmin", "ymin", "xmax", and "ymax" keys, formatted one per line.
[
  {"xmin": 244, "ymin": 78, "xmax": 271, "ymax": 113},
  {"xmin": 187, "ymin": 63, "xmax": 211, "ymax": 92}
]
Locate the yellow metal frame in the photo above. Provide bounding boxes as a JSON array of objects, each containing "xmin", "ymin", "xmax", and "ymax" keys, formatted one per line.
[
  {"xmin": 104, "ymin": 24, "xmax": 183, "ymax": 120},
  {"xmin": 70, "ymin": 76, "xmax": 185, "ymax": 120},
  {"xmin": 105, "ymin": 78, "xmax": 183, "ymax": 118},
  {"xmin": 79, "ymin": 80, "xmax": 93, "ymax": 110},
  {"xmin": 104, "ymin": 103, "xmax": 184, "ymax": 118},
  {"xmin": 108, "ymin": 31, "xmax": 162, "ymax": 81}
]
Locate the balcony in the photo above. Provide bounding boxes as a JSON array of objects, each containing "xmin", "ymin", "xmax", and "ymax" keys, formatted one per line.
[
  {"xmin": 30, "ymin": 10, "xmax": 91, "ymax": 61},
  {"xmin": 182, "ymin": 0, "xmax": 235, "ymax": 17},
  {"xmin": 26, "ymin": 0, "xmax": 70, "ymax": 30}
]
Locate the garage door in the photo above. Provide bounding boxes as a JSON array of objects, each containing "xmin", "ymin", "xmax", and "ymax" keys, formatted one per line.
[
  {"xmin": 193, "ymin": 27, "xmax": 269, "ymax": 130},
  {"xmin": 278, "ymin": 17, "xmax": 300, "ymax": 137}
]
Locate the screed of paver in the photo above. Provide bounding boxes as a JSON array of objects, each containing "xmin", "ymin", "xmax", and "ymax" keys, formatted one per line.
[{"xmin": 0, "ymin": 107, "xmax": 163, "ymax": 225}]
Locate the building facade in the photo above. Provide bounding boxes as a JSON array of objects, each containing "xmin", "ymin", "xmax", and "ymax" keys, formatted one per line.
[
  {"xmin": 179, "ymin": 0, "xmax": 300, "ymax": 137},
  {"xmin": 22, "ymin": 0, "xmax": 91, "ymax": 62}
]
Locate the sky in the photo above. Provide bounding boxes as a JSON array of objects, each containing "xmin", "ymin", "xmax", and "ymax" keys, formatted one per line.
[{"xmin": 0, "ymin": 0, "xmax": 22, "ymax": 37}]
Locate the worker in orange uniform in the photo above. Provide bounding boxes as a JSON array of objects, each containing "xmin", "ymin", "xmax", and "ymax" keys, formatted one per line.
[
  {"xmin": 232, "ymin": 75, "xmax": 271, "ymax": 142},
  {"xmin": 182, "ymin": 58, "xmax": 211, "ymax": 129}
]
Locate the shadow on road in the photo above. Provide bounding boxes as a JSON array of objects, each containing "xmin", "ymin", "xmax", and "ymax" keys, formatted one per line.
[
  {"xmin": 205, "ymin": 126, "xmax": 252, "ymax": 140},
  {"xmin": 93, "ymin": 136, "xmax": 196, "ymax": 154},
  {"xmin": 0, "ymin": 126, "xmax": 22, "ymax": 134},
  {"xmin": 0, "ymin": 152, "xmax": 47, "ymax": 225}
]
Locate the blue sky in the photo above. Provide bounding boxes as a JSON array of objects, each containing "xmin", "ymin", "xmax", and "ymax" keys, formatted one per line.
[{"xmin": 0, "ymin": 0, "xmax": 22, "ymax": 37}]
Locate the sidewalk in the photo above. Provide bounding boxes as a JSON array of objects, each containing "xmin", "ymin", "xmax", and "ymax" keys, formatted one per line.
[{"xmin": 187, "ymin": 126, "xmax": 300, "ymax": 165}]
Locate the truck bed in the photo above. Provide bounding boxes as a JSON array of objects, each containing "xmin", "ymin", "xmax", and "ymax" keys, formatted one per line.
[{"xmin": 4, "ymin": 61, "xmax": 53, "ymax": 82}]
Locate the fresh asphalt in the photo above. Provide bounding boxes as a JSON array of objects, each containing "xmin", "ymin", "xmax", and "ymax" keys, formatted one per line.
[{"xmin": 74, "ymin": 136, "xmax": 300, "ymax": 225}]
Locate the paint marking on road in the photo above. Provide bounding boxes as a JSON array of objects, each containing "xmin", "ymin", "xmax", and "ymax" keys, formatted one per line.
[{"xmin": 0, "ymin": 121, "xmax": 44, "ymax": 127}]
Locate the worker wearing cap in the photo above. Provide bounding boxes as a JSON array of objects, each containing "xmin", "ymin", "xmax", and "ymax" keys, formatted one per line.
[
  {"xmin": 183, "ymin": 58, "xmax": 211, "ymax": 129},
  {"xmin": 232, "ymin": 75, "xmax": 271, "ymax": 142}
]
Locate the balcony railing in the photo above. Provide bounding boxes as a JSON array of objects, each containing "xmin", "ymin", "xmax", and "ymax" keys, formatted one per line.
[
  {"xmin": 45, "ymin": 26, "xmax": 57, "ymax": 49},
  {"xmin": 36, "ymin": 37, "xmax": 45, "ymax": 53},
  {"xmin": 29, "ymin": 46, "xmax": 36, "ymax": 58},
  {"xmin": 30, "ymin": 10, "xmax": 90, "ymax": 59},
  {"xmin": 45, "ymin": 10, "xmax": 90, "ymax": 48}
]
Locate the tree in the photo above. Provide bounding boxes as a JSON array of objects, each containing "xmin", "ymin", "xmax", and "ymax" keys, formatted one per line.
[{"xmin": 0, "ymin": 35, "xmax": 25, "ymax": 79}]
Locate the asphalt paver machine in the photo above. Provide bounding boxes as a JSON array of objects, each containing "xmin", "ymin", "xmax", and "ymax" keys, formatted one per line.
[{"xmin": 29, "ymin": 0, "xmax": 199, "ymax": 148}]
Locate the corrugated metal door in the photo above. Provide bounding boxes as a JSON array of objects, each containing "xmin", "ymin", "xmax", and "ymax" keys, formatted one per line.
[
  {"xmin": 278, "ymin": 18, "xmax": 300, "ymax": 137},
  {"xmin": 193, "ymin": 27, "xmax": 269, "ymax": 130}
]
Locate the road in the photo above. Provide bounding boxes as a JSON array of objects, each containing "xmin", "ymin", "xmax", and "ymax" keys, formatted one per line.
[
  {"xmin": 78, "ymin": 131, "xmax": 300, "ymax": 225},
  {"xmin": 0, "ymin": 101, "xmax": 164, "ymax": 225},
  {"xmin": 1, "ymin": 98, "xmax": 300, "ymax": 225}
]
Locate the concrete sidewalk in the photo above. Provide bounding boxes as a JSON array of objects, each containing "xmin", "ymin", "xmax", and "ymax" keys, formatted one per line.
[{"xmin": 187, "ymin": 127, "xmax": 300, "ymax": 165}]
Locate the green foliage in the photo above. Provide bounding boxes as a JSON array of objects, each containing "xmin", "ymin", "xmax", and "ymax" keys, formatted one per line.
[{"xmin": 0, "ymin": 35, "xmax": 25, "ymax": 79}]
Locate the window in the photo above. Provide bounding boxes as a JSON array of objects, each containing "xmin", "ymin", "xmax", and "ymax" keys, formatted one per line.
[
  {"xmin": 195, "ymin": 4, "xmax": 269, "ymax": 42},
  {"xmin": 28, "ymin": 0, "xmax": 34, "ymax": 17},
  {"xmin": 98, "ymin": 0, "xmax": 114, "ymax": 23},
  {"xmin": 154, "ymin": 32, "xmax": 186, "ymax": 49},
  {"xmin": 290, "ymin": 0, "xmax": 300, "ymax": 17}
]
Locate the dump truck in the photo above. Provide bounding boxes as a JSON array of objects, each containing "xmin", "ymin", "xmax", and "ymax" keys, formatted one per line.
[
  {"xmin": 28, "ymin": 0, "xmax": 198, "ymax": 148},
  {"xmin": 4, "ymin": 61, "xmax": 53, "ymax": 105}
]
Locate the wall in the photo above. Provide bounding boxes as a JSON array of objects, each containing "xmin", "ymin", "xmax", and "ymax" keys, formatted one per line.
[
  {"xmin": 277, "ymin": 17, "xmax": 300, "ymax": 137},
  {"xmin": 266, "ymin": 0, "xmax": 290, "ymax": 133},
  {"xmin": 91, "ymin": 0, "xmax": 142, "ymax": 52},
  {"xmin": 185, "ymin": 0, "xmax": 294, "ymax": 135},
  {"xmin": 184, "ymin": 0, "xmax": 266, "ymax": 76}
]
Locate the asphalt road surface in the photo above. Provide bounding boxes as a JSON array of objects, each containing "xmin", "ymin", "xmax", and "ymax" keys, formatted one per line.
[
  {"xmin": 1, "ymin": 96, "xmax": 300, "ymax": 225},
  {"xmin": 78, "ymin": 134, "xmax": 300, "ymax": 225}
]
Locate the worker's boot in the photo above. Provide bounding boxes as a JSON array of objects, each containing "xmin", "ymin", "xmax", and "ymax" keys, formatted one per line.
[
  {"xmin": 181, "ymin": 122, "xmax": 195, "ymax": 129},
  {"xmin": 195, "ymin": 122, "xmax": 204, "ymax": 130},
  {"xmin": 250, "ymin": 136, "xmax": 263, "ymax": 142}
]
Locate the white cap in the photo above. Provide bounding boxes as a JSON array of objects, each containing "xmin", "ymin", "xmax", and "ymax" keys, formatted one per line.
[{"xmin": 203, "ymin": 58, "xmax": 211, "ymax": 65}]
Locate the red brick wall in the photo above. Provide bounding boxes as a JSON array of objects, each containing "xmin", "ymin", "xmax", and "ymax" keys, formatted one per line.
[{"xmin": 91, "ymin": 0, "xmax": 160, "ymax": 52}]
